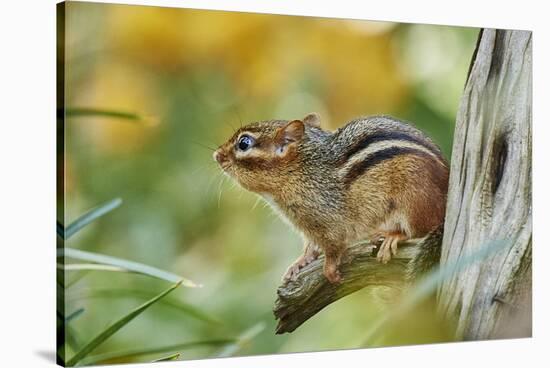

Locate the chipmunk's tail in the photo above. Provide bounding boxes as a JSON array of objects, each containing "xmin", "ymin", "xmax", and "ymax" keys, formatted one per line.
[{"xmin": 406, "ymin": 223, "xmax": 444, "ymax": 281}]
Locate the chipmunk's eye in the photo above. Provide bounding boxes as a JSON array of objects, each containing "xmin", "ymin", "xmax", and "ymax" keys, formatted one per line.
[{"xmin": 237, "ymin": 135, "xmax": 255, "ymax": 151}]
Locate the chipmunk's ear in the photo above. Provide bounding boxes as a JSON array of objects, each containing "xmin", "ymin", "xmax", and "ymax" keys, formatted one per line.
[
  {"xmin": 277, "ymin": 120, "xmax": 305, "ymax": 143},
  {"xmin": 303, "ymin": 112, "xmax": 321, "ymax": 128},
  {"xmin": 274, "ymin": 120, "xmax": 304, "ymax": 155}
]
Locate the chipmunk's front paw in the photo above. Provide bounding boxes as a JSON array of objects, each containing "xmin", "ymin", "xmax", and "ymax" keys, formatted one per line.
[
  {"xmin": 283, "ymin": 256, "xmax": 315, "ymax": 282},
  {"xmin": 283, "ymin": 252, "xmax": 318, "ymax": 282},
  {"xmin": 283, "ymin": 263, "xmax": 301, "ymax": 282}
]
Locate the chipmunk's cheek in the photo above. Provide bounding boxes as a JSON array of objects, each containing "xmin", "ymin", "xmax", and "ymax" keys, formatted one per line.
[{"xmin": 229, "ymin": 171, "xmax": 253, "ymax": 191}]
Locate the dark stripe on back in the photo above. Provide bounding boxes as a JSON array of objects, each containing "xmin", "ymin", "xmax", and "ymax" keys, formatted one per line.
[
  {"xmin": 344, "ymin": 146, "xmax": 434, "ymax": 185},
  {"xmin": 341, "ymin": 131, "xmax": 443, "ymax": 165}
]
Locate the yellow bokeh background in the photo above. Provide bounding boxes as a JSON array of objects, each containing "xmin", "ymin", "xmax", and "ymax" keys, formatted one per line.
[{"xmin": 61, "ymin": 2, "xmax": 478, "ymax": 364}]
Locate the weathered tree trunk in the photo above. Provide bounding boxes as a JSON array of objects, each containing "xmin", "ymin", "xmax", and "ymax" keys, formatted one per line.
[
  {"xmin": 273, "ymin": 28, "xmax": 532, "ymax": 340},
  {"xmin": 437, "ymin": 29, "xmax": 532, "ymax": 340}
]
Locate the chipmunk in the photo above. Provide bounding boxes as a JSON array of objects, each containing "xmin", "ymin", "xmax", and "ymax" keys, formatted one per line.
[{"xmin": 213, "ymin": 113, "xmax": 449, "ymax": 284}]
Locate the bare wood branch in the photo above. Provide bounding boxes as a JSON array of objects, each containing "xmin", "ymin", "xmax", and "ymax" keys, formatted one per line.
[{"xmin": 273, "ymin": 242, "xmax": 418, "ymax": 334}]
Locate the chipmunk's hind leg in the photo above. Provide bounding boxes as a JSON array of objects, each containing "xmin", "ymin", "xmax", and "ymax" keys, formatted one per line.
[
  {"xmin": 323, "ymin": 246, "xmax": 346, "ymax": 284},
  {"xmin": 376, "ymin": 232, "xmax": 407, "ymax": 264}
]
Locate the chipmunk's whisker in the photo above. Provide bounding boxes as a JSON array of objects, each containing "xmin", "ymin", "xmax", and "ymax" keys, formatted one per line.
[
  {"xmin": 231, "ymin": 105, "xmax": 244, "ymax": 130},
  {"xmin": 251, "ymin": 196, "xmax": 262, "ymax": 211},
  {"xmin": 189, "ymin": 140, "xmax": 217, "ymax": 152},
  {"xmin": 222, "ymin": 118, "xmax": 236, "ymax": 133},
  {"xmin": 189, "ymin": 165, "xmax": 206, "ymax": 176},
  {"xmin": 205, "ymin": 171, "xmax": 222, "ymax": 198},
  {"xmin": 217, "ymin": 174, "xmax": 227, "ymax": 209}
]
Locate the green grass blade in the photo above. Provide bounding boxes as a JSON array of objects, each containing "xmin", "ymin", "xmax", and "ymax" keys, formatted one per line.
[
  {"xmin": 65, "ymin": 308, "xmax": 85, "ymax": 323},
  {"xmin": 64, "ymin": 108, "xmax": 141, "ymax": 121},
  {"xmin": 81, "ymin": 339, "xmax": 235, "ymax": 365},
  {"xmin": 217, "ymin": 322, "xmax": 266, "ymax": 358},
  {"xmin": 66, "ymin": 281, "xmax": 182, "ymax": 366},
  {"xmin": 58, "ymin": 248, "xmax": 199, "ymax": 287},
  {"xmin": 59, "ymin": 263, "xmax": 128, "ymax": 272},
  {"xmin": 57, "ymin": 221, "xmax": 64, "ymax": 238},
  {"xmin": 68, "ymin": 288, "xmax": 219, "ymax": 324},
  {"xmin": 63, "ymin": 198, "xmax": 122, "ymax": 240},
  {"xmin": 152, "ymin": 353, "xmax": 180, "ymax": 362},
  {"xmin": 64, "ymin": 270, "xmax": 90, "ymax": 288},
  {"xmin": 64, "ymin": 325, "xmax": 82, "ymax": 358},
  {"xmin": 361, "ymin": 238, "xmax": 512, "ymax": 346}
]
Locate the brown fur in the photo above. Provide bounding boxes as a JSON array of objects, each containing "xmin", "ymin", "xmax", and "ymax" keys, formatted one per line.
[{"xmin": 214, "ymin": 114, "xmax": 449, "ymax": 283}]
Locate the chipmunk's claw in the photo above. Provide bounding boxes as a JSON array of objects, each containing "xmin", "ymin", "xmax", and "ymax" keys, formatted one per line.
[
  {"xmin": 282, "ymin": 251, "xmax": 319, "ymax": 283},
  {"xmin": 376, "ymin": 242, "xmax": 391, "ymax": 263},
  {"xmin": 282, "ymin": 263, "xmax": 301, "ymax": 282},
  {"xmin": 324, "ymin": 268, "xmax": 342, "ymax": 283},
  {"xmin": 376, "ymin": 235, "xmax": 401, "ymax": 264}
]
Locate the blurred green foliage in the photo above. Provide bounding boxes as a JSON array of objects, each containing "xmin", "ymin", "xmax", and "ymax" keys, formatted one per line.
[{"xmin": 60, "ymin": 2, "xmax": 479, "ymax": 364}]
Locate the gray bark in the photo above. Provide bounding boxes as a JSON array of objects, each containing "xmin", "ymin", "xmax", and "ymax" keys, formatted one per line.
[{"xmin": 437, "ymin": 29, "xmax": 532, "ymax": 340}]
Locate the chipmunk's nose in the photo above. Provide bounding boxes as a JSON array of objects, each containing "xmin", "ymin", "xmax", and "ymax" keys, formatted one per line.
[{"xmin": 213, "ymin": 149, "xmax": 226, "ymax": 164}]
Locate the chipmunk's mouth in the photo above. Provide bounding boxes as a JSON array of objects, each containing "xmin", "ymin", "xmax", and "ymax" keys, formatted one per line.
[
  {"xmin": 213, "ymin": 149, "xmax": 239, "ymax": 180},
  {"xmin": 219, "ymin": 163, "xmax": 232, "ymax": 172},
  {"xmin": 213, "ymin": 149, "xmax": 232, "ymax": 170}
]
